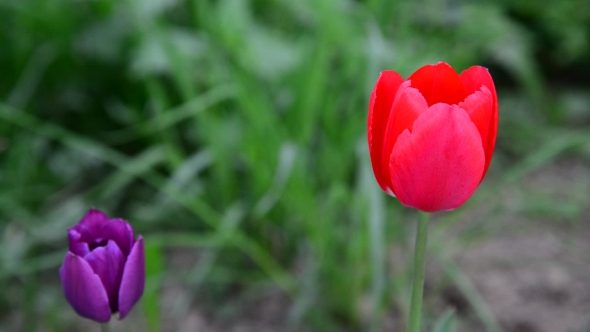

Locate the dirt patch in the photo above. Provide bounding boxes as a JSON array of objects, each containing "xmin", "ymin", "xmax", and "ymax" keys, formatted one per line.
[
  {"xmin": 441, "ymin": 159, "xmax": 590, "ymax": 332},
  {"xmin": 138, "ymin": 158, "xmax": 590, "ymax": 332},
  {"xmin": 454, "ymin": 231, "xmax": 590, "ymax": 332}
]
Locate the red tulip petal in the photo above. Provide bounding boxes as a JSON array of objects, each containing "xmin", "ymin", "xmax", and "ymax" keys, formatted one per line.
[
  {"xmin": 59, "ymin": 252, "xmax": 112, "ymax": 323},
  {"xmin": 407, "ymin": 62, "xmax": 466, "ymax": 106},
  {"xmin": 460, "ymin": 66, "xmax": 497, "ymax": 100},
  {"xmin": 381, "ymin": 81, "xmax": 428, "ymax": 192},
  {"xmin": 118, "ymin": 237, "xmax": 145, "ymax": 319},
  {"xmin": 460, "ymin": 66, "xmax": 498, "ymax": 173},
  {"xmin": 458, "ymin": 86, "xmax": 494, "ymax": 180},
  {"xmin": 389, "ymin": 104, "xmax": 485, "ymax": 212},
  {"xmin": 368, "ymin": 70, "xmax": 405, "ymax": 193}
]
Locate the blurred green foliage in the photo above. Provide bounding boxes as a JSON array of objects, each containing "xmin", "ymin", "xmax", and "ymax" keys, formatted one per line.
[{"xmin": 0, "ymin": 0, "xmax": 589, "ymax": 331}]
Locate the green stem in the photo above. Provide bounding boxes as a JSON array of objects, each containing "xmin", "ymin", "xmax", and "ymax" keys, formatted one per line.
[
  {"xmin": 101, "ymin": 323, "xmax": 110, "ymax": 332},
  {"xmin": 408, "ymin": 211, "xmax": 430, "ymax": 332}
]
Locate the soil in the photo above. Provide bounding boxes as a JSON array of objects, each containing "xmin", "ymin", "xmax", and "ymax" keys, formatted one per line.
[
  {"xmin": 108, "ymin": 158, "xmax": 590, "ymax": 332},
  {"xmin": 448, "ymin": 159, "xmax": 590, "ymax": 332}
]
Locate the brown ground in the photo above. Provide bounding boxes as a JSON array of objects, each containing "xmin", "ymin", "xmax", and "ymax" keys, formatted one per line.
[
  {"xmin": 107, "ymin": 158, "xmax": 590, "ymax": 332},
  {"xmin": 450, "ymin": 159, "xmax": 590, "ymax": 332}
]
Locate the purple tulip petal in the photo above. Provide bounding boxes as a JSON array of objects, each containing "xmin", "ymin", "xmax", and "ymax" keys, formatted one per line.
[
  {"xmin": 84, "ymin": 240, "xmax": 125, "ymax": 313},
  {"xmin": 71, "ymin": 209, "xmax": 110, "ymax": 244},
  {"xmin": 59, "ymin": 252, "xmax": 111, "ymax": 323},
  {"xmin": 102, "ymin": 218, "xmax": 134, "ymax": 257},
  {"xmin": 68, "ymin": 229, "xmax": 90, "ymax": 257},
  {"xmin": 118, "ymin": 237, "xmax": 145, "ymax": 319}
]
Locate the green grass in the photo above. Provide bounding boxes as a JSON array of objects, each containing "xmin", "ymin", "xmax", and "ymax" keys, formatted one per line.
[{"xmin": 0, "ymin": 0, "xmax": 589, "ymax": 331}]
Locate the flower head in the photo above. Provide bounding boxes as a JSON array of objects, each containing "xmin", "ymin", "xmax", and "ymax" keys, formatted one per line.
[
  {"xmin": 368, "ymin": 62, "xmax": 498, "ymax": 212},
  {"xmin": 59, "ymin": 209, "xmax": 145, "ymax": 322}
]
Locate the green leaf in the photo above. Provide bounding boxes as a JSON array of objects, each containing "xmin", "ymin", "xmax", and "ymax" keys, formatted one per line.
[
  {"xmin": 432, "ymin": 309, "xmax": 457, "ymax": 332},
  {"xmin": 142, "ymin": 241, "xmax": 164, "ymax": 332}
]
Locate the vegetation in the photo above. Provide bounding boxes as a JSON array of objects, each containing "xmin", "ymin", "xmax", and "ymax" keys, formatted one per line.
[{"xmin": 0, "ymin": 0, "xmax": 588, "ymax": 330}]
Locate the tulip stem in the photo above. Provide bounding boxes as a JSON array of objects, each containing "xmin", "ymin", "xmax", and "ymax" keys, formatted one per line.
[
  {"xmin": 100, "ymin": 323, "xmax": 110, "ymax": 332},
  {"xmin": 408, "ymin": 211, "xmax": 430, "ymax": 332}
]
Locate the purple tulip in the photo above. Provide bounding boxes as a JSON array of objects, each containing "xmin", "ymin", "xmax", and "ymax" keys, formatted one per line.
[{"xmin": 59, "ymin": 209, "xmax": 145, "ymax": 323}]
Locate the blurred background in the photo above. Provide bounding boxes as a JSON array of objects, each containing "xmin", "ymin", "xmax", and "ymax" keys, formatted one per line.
[{"xmin": 1, "ymin": 0, "xmax": 589, "ymax": 331}]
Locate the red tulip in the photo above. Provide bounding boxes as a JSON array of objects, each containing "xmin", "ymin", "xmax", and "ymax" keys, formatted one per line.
[{"xmin": 367, "ymin": 62, "xmax": 498, "ymax": 212}]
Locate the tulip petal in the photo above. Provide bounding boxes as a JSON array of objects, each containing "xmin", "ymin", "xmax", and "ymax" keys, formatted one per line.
[
  {"xmin": 118, "ymin": 236, "xmax": 145, "ymax": 319},
  {"xmin": 460, "ymin": 66, "xmax": 498, "ymax": 174},
  {"xmin": 59, "ymin": 252, "xmax": 111, "ymax": 323},
  {"xmin": 460, "ymin": 66, "xmax": 497, "ymax": 102},
  {"xmin": 381, "ymin": 81, "xmax": 428, "ymax": 192},
  {"xmin": 68, "ymin": 229, "xmax": 90, "ymax": 257},
  {"xmin": 389, "ymin": 104, "xmax": 485, "ymax": 212},
  {"xmin": 69, "ymin": 209, "xmax": 109, "ymax": 249},
  {"xmin": 103, "ymin": 219, "xmax": 135, "ymax": 257},
  {"xmin": 368, "ymin": 70, "xmax": 405, "ymax": 193},
  {"xmin": 407, "ymin": 62, "xmax": 466, "ymax": 106},
  {"xmin": 459, "ymin": 86, "xmax": 494, "ymax": 180},
  {"xmin": 84, "ymin": 240, "xmax": 125, "ymax": 313},
  {"xmin": 459, "ymin": 86, "xmax": 493, "ymax": 140}
]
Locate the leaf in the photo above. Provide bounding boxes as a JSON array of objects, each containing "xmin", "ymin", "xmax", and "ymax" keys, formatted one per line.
[
  {"xmin": 432, "ymin": 309, "xmax": 457, "ymax": 332},
  {"xmin": 142, "ymin": 241, "xmax": 164, "ymax": 332}
]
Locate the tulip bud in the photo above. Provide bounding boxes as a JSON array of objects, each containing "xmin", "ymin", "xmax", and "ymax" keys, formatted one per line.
[
  {"xmin": 59, "ymin": 209, "xmax": 145, "ymax": 322},
  {"xmin": 368, "ymin": 62, "xmax": 498, "ymax": 212}
]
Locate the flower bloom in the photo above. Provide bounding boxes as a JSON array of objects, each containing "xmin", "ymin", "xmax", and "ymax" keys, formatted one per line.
[
  {"xmin": 59, "ymin": 209, "xmax": 145, "ymax": 322},
  {"xmin": 368, "ymin": 62, "xmax": 498, "ymax": 212}
]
